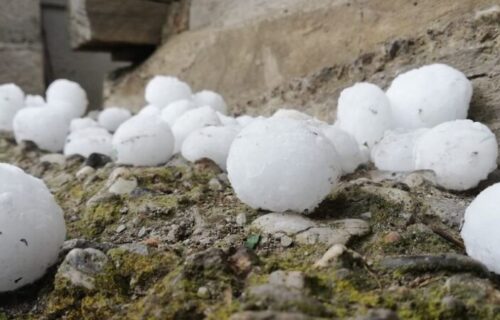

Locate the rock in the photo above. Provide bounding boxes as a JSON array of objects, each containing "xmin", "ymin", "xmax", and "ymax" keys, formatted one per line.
[
  {"xmin": 108, "ymin": 177, "xmax": 138, "ymax": 195},
  {"xmin": 268, "ymin": 270, "xmax": 305, "ymax": 290},
  {"xmin": 61, "ymin": 239, "xmax": 113, "ymax": 255},
  {"xmin": 356, "ymin": 308, "xmax": 400, "ymax": 320},
  {"xmin": 138, "ymin": 226, "xmax": 148, "ymax": 237},
  {"xmin": 280, "ymin": 235, "xmax": 293, "ymax": 247},
  {"xmin": 119, "ymin": 243, "xmax": 149, "ymax": 256},
  {"xmin": 236, "ymin": 212, "xmax": 247, "ymax": 226},
  {"xmin": 251, "ymin": 213, "xmax": 315, "ymax": 235},
  {"xmin": 440, "ymin": 296, "xmax": 467, "ymax": 315},
  {"xmin": 57, "ymin": 248, "xmax": 108, "ymax": 290},
  {"xmin": 443, "ymin": 274, "xmax": 494, "ymax": 301},
  {"xmin": 383, "ymin": 231, "xmax": 401, "ymax": 244},
  {"xmin": 40, "ymin": 153, "xmax": 66, "ymax": 166},
  {"xmin": 314, "ymin": 244, "xmax": 347, "ymax": 268},
  {"xmin": 295, "ymin": 219, "xmax": 370, "ymax": 246},
  {"xmin": 230, "ymin": 311, "xmax": 312, "ymax": 320},
  {"xmin": 75, "ymin": 165, "xmax": 95, "ymax": 181},
  {"xmin": 84, "ymin": 153, "xmax": 112, "ymax": 169},
  {"xmin": 197, "ymin": 286, "xmax": 210, "ymax": 299},
  {"xmin": 228, "ymin": 246, "xmax": 258, "ymax": 275},
  {"xmin": 208, "ymin": 177, "xmax": 223, "ymax": 191},
  {"xmin": 116, "ymin": 224, "xmax": 127, "ymax": 233}
]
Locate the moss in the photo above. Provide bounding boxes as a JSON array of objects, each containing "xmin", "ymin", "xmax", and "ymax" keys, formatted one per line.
[{"xmin": 79, "ymin": 196, "xmax": 124, "ymax": 237}]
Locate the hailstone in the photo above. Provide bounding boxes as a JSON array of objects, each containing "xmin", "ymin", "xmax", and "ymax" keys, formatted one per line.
[
  {"xmin": 171, "ymin": 106, "xmax": 221, "ymax": 153},
  {"xmin": 414, "ymin": 120, "xmax": 498, "ymax": 190},
  {"xmin": 386, "ymin": 64, "xmax": 472, "ymax": 129},
  {"xmin": 181, "ymin": 126, "xmax": 239, "ymax": 170},
  {"xmin": 0, "ymin": 84, "xmax": 25, "ymax": 131},
  {"xmin": 193, "ymin": 90, "xmax": 228, "ymax": 114},
  {"xmin": 64, "ymin": 127, "xmax": 113, "ymax": 158},
  {"xmin": 160, "ymin": 99, "xmax": 197, "ymax": 127},
  {"xmin": 236, "ymin": 115, "xmax": 256, "ymax": 127},
  {"xmin": 98, "ymin": 107, "xmax": 132, "ymax": 132},
  {"xmin": 227, "ymin": 117, "xmax": 341, "ymax": 212},
  {"xmin": 112, "ymin": 114, "xmax": 174, "ymax": 166},
  {"xmin": 0, "ymin": 163, "xmax": 66, "ymax": 292},
  {"xmin": 461, "ymin": 183, "xmax": 500, "ymax": 274},
  {"xmin": 322, "ymin": 125, "xmax": 367, "ymax": 174},
  {"xmin": 0, "ymin": 83, "xmax": 24, "ymax": 107},
  {"xmin": 25, "ymin": 95, "xmax": 45, "ymax": 108},
  {"xmin": 46, "ymin": 79, "xmax": 88, "ymax": 119},
  {"xmin": 217, "ymin": 112, "xmax": 238, "ymax": 126},
  {"xmin": 145, "ymin": 76, "xmax": 192, "ymax": 108},
  {"xmin": 70, "ymin": 117, "xmax": 99, "ymax": 132},
  {"xmin": 336, "ymin": 82, "xmax": 393, "ymax": 149},
  {"xmin": 139, "ymin": 105, "xmax": 161, "ymax": 117},
  {"xmin": 13, "ymin": 107, "xmax": 70, "ymax": 152},
  {"xmin": 272, "ymin": 108, "xmax": 312, "ymax": 121},
  {"xmin": 371, "ymin": 129, "xmax": 428, "ymax": 172}
]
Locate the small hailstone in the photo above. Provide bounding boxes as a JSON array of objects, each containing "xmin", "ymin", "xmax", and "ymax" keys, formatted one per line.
[
  {"xmin": 138, "ymin": 105, "xmax": 161, "ymax": 117},
  {"xmin": 145, "ymin": 76, "xmax": 192, "ymax": 108},
  {"xmin": 0, "ymin": 163, "xmax": 66, "ymax": 292},
  {"xmin": 414, "ymin": 120, "xmax": 498, "ymax": 190},
  {"xmin": 216, "ymin": 112, "xmax": 238, "ymax": 126},
  {"xmin": 337, "ymin": 82, "xmax": 393, "ymax": 149},
  {"xmin": 181, "ymin": 126, "xmax": 239, "ymax": 170},
  {"xmin": 272, "ymin": 108, "xmax": 312, "ymax": 121},
  {"xmin": 371, "ymin": 129, "xmax": 428, "ymax": 172},
  {"xmin": 64, "ymin": 127, "xmax": 113, "ymax": 158},
  {"xmin": 461, "ymin": 183, "xmax": 500, "ymax": 274},
  {"xmin": 322, "ymin": 125, "xmax": 366, "ymax": 174},
  {"xmin": 0, "ymin": 84, "xmax": 24, "ymax": 107},
  {"xmin": 24, "ymin": 95, "xmax": 45, "ymax": 108},
  {"xmin": 70, "ymin": 117, "xmax": 99, "ymax": 132},
  {"xmin": 387, "ymin": 64, "xmax": 472, "ymax": 129},
  {"xmin": 171, "ymin": 106, "xmax": 221, "ymax": 153},
  {"xmin": 227, "ymin": 117, "xmax": 341, "ymax": 212},
  {"xmin": 46, "ymin": 79, "xmax": 88, "ymax": 119},
  {"xmin": 13, "ymin": 107, "xmax": 70, "ymax": 152},
  {"xmin": 112, "ymin": 114, "xmax": 174, "ymax": 166},
  {"xmin": 193, "ymin": 90, "xmax": 228, "ymax": 114},
  {"xmin": 98, "ymin": 107, "xmax": 132, "ymax": 132},
  {"xmin": 0, "ymin": 84, "xmax": 25, "ymax": 131},
  {"xmin": 160, "ymin": 99, "xmax": 197, "ymax": 127}
]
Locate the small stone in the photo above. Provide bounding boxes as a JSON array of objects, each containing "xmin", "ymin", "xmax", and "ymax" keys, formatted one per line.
[
  {"xmin": 138, "ymin": 226, "xmax": 148, "ymax": 237},
  {"xmin": 383, "ymin": 231, "xmax": 401, "ymax": 244},
  {"xmin": 280, "ymin": 235, "xmax": 293, "ymax": 247},
  {"xmin": 109, "ymin": 177, "xmax": 138, "ymax": 195},
  {"xmin": 57, "ymin": 248, "xmax": 108, "ymax": 290},
  {"xmin": 361, "ymin": 211, "xmax": 373, "ymax": 219},
  {"xmin": 208, "ymin": 177, "xmax": 223, "ymax": 191},
  {"xmin": 119, "ymin": 207, "xmax": 129, "ymax": 215},
  {"xmin": 85, "ymin": 153, "xmax": 112, "ymax": 169},
  {"xmin": 440, "ymin": 296, "xmax": 466, "ymax": 314},
  {"xmin": 251, "ymin": 212, "xmax": 316, "ymax": 235},
  {"xmin": 355, "ymin": 308, "xmax": 399, "ymax": 320},
  {"xmin": 236, "ymin": 212, "xmax": 247, "ymax": 226},
  {"xmin": 229, "ymin": 246, "xmax": 259, "ymax": 275},
  {"xmin": 143, "ymin": 237, "xmax": 160, "ymax": 248},
  {"xmin": 76, "ymin": 166, "xmax": 95, "ymax": 181},
  {"xmin": 116, "ymin": 224, "xmax": 127, "ymax": 233},
  {"xmin": 269, "ymin": 270, "xmax": 305, "ymax": 290},
  {"xmin": 40, "ymin": 153, "xmax": 66, "ymax": 166},
  {"xmin": 197, "ymin": 286, "xmax": 210, "ymax": 299},
  {"xmin": 119, "ymin": 243, "xmax": 149, "ymax": 256},
  {"xmin": 314, "ymin": 244, "xmax": 347, "ymax": 268}
]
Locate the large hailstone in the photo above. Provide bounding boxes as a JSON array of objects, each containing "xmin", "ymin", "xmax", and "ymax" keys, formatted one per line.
[
  {"xmin": 112, "ymin": 114, "xmax": 174, "ymax": 166},
  {"xmin": 171, "ymin": 106, "xmax": 221, "ymax": 153},
  {"xmin": 98, "ymin": 107, "xmax": 132, "ymax": 132},
  {"xmin": 193, "ymin": 90, "xmax": 228, "ymax": 114},
  {"xmin": 461, "ymin": 183, "xmax": 500, "ymax": 274},
  {"xmin": 25, "ymin": 95, "xmax": 45, "ymax": 108},
  {"xmin": 414, "ymin": 120, "xmax": 498, "ymax": 190},
  {"xmin": 139, "ymin": 105, "xmax": 161, "ymax": 117},
  {"xmin": 46, "ymin": 79, "xmax": 88, "ymax": 119},
  {"xmin": 145, "ymin": 76, "xmax": 192, "ymax": 108},
  {"xmin": 13, "ymin": 107, "xmax": 70, "ymax": 152},
  {"xmin": 336, "ymin": 82, "xmax": 393, "ymax": 149},
  {"xmin": 387, "ymin": 64, "xmax": 472, "ymax": 129},
  {"xmin": 0, "ymin": 163, "xmax": 66, "ymax": 292},
  {"xmin": 371, "ymin": 129, "xmax": 428, "ymax": 172},
  {"xmin": 64, "ymin": 127, "xmax": 113, "ymax": 158},
  {"xmin": 227, "ymin": 117, "xmax": 341, "ymax": 212},
  {"xmin": 70, "ymin": 117, "xmax": 99, "ymax": 132},
  {"xmin": 0, "ymin": 84, "xmax": 25, "ymax": 131},
  {"xmin": 160, "ymin": 99, "xmax": 197, "ymax": 127},
  {"xmin": 322, "ymin": 125, "xmax": 367, "ymax": 174},
  {"xmin": 181, "ymin": 126, "xmax": 239, "ymax": 170},
  {"xmin": 272, "ymin": 108, "xmax": 312, "ymax": 121}
]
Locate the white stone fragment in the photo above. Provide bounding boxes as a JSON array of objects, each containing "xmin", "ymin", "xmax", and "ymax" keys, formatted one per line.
[
  {"xmin": 98, "ymin": 107, "xmax": 132, "ymax": 132},
  {"xmin": 160, "ymin": 99, "xmax": 197, "ymax": 127},
  {"xmin": 193, "ymin": 90, "xmax": 228, "ymax": 114},
  {"xmin": 0, "ymin": 163, "xmax": 66, "ymax": 292},
  {"xmin": 145, "ymin": 76, "xmax": 192, "ymax": 108},
  {"xmin": 64, "ymin": 127, "xmax": 113, "ymax": 158},
  {"xmin": 322, "ymin": 125, "xmax": 367, "ymax": 174},
  {"xmin": 387, "ymin": 64, "xmax": 472, "ymax": 129},
  {"xmin": 414, "ymin": 120, "xmax": 498, "ymax": 190},
  {"xmin": 227, "ymin": 117, "xmax": 341, "ymax": 212},
  {"xmin": 46, "ymin": 79, "xmax": 88, "ymax": 119}
]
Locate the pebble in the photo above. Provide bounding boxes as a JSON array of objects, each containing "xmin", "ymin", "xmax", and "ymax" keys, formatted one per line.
[
  {"xmin": 116, "ymin": 224, "xmax": 127, "ymax": 234},
  {"xmin": 280, "ymin": 235, "xmax": 294, "ymax": 247},
  {"xmin": 383, "ymin": 231, "xmax": 401, "ymax": 244},
  {"xmin": 251, "ymin": 212, "xmax": 316, "ymax": 235},
  {"xmin": 268, "ymin": 270, "xmax": 305, "ymax": 290},
  {"xmin": 208, "ymin": 177, "xmax": 223, "ymax": 191},
  {"xmin": 138, "ymin": 226, "xmax": 148, "ymax": 237},
  {"xmin": 40, "ymin": 153, "xmax": 66, "ymax": 166},
  {"xmin": 75, "ymin": 166, "xmax": 95, "ymax": 181},
  {"xmin": 197, "ymin": 286, "xmax": 210, "ymax": 299},
  {"xmin": 57, "ymin": 248, "xmax": 108, "ymax": 290},
  {"xmin": 109, "ymin": 177, "xmax": 138, "ymax": 195},
  {"xmin": 314, "ymin": 244, "xmax": 347, "ymax": 268},
  {"xmin": 236, "ymin": 212, "xmax": 247, "ymax": 226}
]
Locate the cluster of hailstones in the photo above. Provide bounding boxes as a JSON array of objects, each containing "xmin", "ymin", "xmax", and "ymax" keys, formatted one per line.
[{"xmin": 1, "ymin": 63, "xmax": 500, "ymax": 292}]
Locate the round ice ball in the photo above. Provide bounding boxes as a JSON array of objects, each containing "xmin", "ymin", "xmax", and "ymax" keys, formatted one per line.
[
  {"xmin": 112, "ymin": 114, "xmax": 174, "ymax": 166},
  {"xmin": 371, "ymin": 129, "xmax": 428, "ymax": 172},
  {"xmin": 227, "ymin": 117, "xmax": 341, "ymax": 212},
  {"xmin": 70, "ymin": 117, "xmax": 99, "ymax": 132},
  {"xmin": 193, "ymin": 90, "xmax": 227, "ymax": 114},
  {"xmin": 98, "ymin": 107, "xmax": 132, "ymax": 132},
  {"xmin": 13, "ymin": 107, "xmax": 70, "ymax": 152},
  {"xmin": 161, "ymin": 99, "xmax": 197, "ymax": 127},
  {"xmin": 0, "ymin": 83, "xmax": 24, "ymax": 107},
  {"xmin": 322, "ymin": 125, "xmax": 367, "ymax": 174},
  {"xmin": 461, "ymin": 183, "xmax": 500, "ymax": 274},
  {"xmin": 271, "ymin": 108, "xmax": 312, "ymax": 121},
  {"xmin": 0, "ymin": 85, "xmax": 25, "ymax": 131},
  {"xmin": 139, "ymin": 105, "xmax": 161, "ymax": 117},
  {"xmin": 64, "ymin": 127, "xmax": 113, "ymax": 158},
  {"xmin": 46, "ymin": 79, "xmax": 88, "ymax": 119},
  {"xmin": 337, "ymin": 82, "xmax": 393, "ymax": 149},
  {"xmin": 181, "ymin": 125, "xmax": 240, "ymax": 170},
  {"xmin": 25, "ymin": 95, "xmax": 45, "ymax": 108},
  {"xmin": 0, "ymin": 163, "xmax": 66, "ymax": 292},
  {"xmin": 145, "ymin": 76, "xmax": 192, "ymax": 108},
  {"xmin": 236, "ymin": 115, "xmax": 256, "ymax": 127},
  {"xmin": 414, "ymin": 120, "xmax": 498, "ymax": 190},
  {"xmin": 172, "ymin": 106, "xmax": 221, "ymax": 153},
  {"xmin": 387, "ymin": 64, "xmax": 472, "ymax": 129},
  {"xmin": 216, "ymin": 112, "xmax": 238, "ymax": 126}
]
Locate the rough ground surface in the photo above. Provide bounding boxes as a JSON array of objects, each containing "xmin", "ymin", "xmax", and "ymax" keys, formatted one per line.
[{"xmin": 1, "ymin": 133, "xmax": 500, "ymax": 320}]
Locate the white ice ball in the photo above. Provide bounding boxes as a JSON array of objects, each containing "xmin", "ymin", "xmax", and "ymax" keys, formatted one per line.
[
  {"xmin": 64, "ymin": 127, "xmax": 113, "ymax": 158},
  {"xmin": 414, "ymin": 120, "xmax": 498, "ymax": 190},
  {"xmin": 0, "ymin": 163, "xmax": 66, "ymax": 292},
  {"xmin": 193, "ymin": 90, "xmax": 228, "ymax": 114},
  {"xmin": 70, "ymin": 117, "xmax": 99, "ymax": 133},
  {"xmin": 112, "ymin": 114, "xmax": 174, "ymax": 166},
  {"xmin": 171, "ymin": 106, "xmax": 221, "ymax": 153},
  {"xmin": 371, "ymin": 129, "xmax": 428, "ymax": 172},
  {"xmin": 181, "ymin": 126, "xmax": 239, "ymax": 170},
  {"xmin": 0, "ymin": 84, "xmax": 24, "ymax": 107},
  {"xmin": 387, "ymin": 64, "xmax": 472, "ymax": 129},
  {"xmin": 24, "ymin": 95, "xmax": 45, "ymax": 108},
  {"xmin": 337, "ymin": 82, "xmax": 393, "ymax": 149},
  {"xmin": 322, "ymin": 125, "xmax": 367, "ymax": 174},
  {"xmin": 13, "ymin": 107, "xmax": 70, "ymax": 152},
  {"xmin": 216, "ymin": 112, "xmax": 238, "ymax": 126},
  {"xmin": 0, "ymin": 84, "xmax": 25, "ymax": 131},
  {"xmin": 271, "ymin": 108, "xmax": 312, "ymax": 121},
  {"xmin": 46, "ymin": 79, "xmax": 88, "ymax": 119},
  {"xmin": 98, "ymin": 107, "xmax": 132, "ymax": 132},
  {"xmin": 227, "ymin": 117, "xmax": 341, "ymax": 212},
  {"xmin": 461, "ymin": 183, "xmax": 500, "ymax": 274},
  {"xmin": 160, "ymin": 99, "xmax": 197, "ymax": 127},
  {"xmin": 145, "ymin": 76, "xmax": 192, "ymax": 108},
  {"xmin": 138, "ymin": 105, "xmax": 161, "ymax": 117},
  {"xmin": 236, "ymin": 115, "xmax": 256, "ymax": 127}
]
